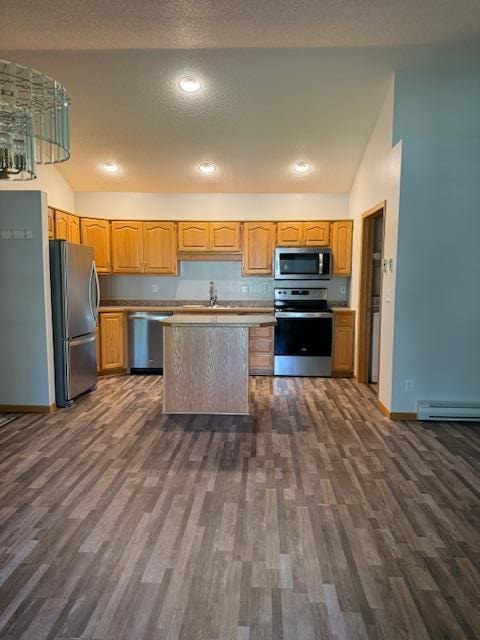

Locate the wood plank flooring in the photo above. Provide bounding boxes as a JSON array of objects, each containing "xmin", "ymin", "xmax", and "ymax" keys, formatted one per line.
[{"xmin": 0, "ymin": 375, "xmax": 479, "ymax": 640}]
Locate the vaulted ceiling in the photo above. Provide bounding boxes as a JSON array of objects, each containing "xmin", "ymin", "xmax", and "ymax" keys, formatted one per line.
[{"xmin": 1, "ymin": 1, "xmax": 479, "ymax": 192}]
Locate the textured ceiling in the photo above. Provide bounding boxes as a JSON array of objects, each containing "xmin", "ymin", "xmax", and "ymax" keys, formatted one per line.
[
  {"xmin": 1, "ymin": 2, "xmax": 479, "ymax": 193},
  {"xmin": 2, "ymin": 0, "xmax": 480, "ymax": 49}
]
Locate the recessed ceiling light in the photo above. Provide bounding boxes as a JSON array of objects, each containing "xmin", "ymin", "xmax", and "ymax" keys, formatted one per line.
[
  {"xmin": 102, "ymin": 162, "xmax": 119, "ymax": 173},
  {"xmin": 199, "ymin": 162, "xmax": 216, "ymax": 174},
  {"xmin": 293, "ymin": 161, "xmax": 311, "ymax": 174},
  {"xmin": 179, "ymin": 76, "xmax": 201, "ymax": 93}
]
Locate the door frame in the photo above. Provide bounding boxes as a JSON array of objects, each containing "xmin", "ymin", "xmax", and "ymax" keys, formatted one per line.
[{"xmin": 356, "ymin": 201, "xmax": 386, "ymax": 386}]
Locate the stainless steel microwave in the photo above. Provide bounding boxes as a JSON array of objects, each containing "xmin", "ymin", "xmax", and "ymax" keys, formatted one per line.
[{"xmin": 274, "ymin": 247, "xmax": 332, "ymax": 280}]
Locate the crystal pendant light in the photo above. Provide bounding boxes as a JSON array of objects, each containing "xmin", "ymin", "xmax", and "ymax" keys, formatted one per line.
[{"xmin": 0, "ymin": 59, "xmax": 71, "ymax": 181}]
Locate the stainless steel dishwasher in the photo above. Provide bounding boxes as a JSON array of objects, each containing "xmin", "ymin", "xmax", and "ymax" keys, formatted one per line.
[{"xmin": 127, "ymin": 312, "xmax": 172, "ymax": 374}]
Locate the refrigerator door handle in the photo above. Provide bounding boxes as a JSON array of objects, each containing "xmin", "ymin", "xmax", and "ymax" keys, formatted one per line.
[
  {"xmin": 94, "ymin": 261, "xmax": 100, "ymax": 320},
  {"xmin": 70, "ymin": 334, "xmax": 96, "ymax": 347},
  {"xmin": 88, "ymin": 262, "xmax": 99, "ymax": 325}
]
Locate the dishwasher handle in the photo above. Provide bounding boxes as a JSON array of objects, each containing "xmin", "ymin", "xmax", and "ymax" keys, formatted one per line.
[{"xmin": 128, "ymin": 313, "xmax": 172, "ymax": 321}]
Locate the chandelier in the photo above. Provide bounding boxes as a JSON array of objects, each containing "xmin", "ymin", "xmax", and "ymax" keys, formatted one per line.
[{"xmin": 0, "ymin": 59, "xmax": 70, "ymax": 180}]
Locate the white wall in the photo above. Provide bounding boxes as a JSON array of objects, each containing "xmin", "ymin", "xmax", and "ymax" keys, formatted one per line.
[
  {"xmin": 75, "ymin": 192, "xmax": 349, "ymax": 220},
  {"xmin": 0, "ymin": 165, "xmax": 75, "ymax": 212},
  {"xmin": 348, "ymin": 80, "xmax": 402, "ymax": 410},
  {"xmin": 0, "ymin": 191, "xmax": 56, "ymax": 407}
]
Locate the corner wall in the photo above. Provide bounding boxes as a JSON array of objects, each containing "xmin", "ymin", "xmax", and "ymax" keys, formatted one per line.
[{"xmin": 0, "ymin": 165, "xmax": 75, "ymax": 211}]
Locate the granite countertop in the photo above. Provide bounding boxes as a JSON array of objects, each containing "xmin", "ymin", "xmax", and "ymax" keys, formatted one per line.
[
  {"xmin": 160, "ymin": 313, "xmax": 276, "ymax": 327},
  {"xmin": 98, "ymin": 299, "xmax": 274, "ymax": 313}
]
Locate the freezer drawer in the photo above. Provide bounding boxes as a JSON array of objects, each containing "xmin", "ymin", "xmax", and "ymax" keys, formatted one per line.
[
  {"xmin": 128, "ymin": 313, "xmax": 171, "ymax": 373},
  {"xmin": 67, "ymin": 334, "xmax": 97, "ymax": 399}
]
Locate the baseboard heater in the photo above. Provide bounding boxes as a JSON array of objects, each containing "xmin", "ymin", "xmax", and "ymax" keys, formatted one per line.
[{"xmin": 417, "ymin": 401, "xmax": 480, "ymax": 422}]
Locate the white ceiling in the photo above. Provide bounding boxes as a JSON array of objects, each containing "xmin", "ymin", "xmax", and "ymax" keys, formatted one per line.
[{"xmin": 1, "ymin": 2, "xmax": 479, "ymax": 193}]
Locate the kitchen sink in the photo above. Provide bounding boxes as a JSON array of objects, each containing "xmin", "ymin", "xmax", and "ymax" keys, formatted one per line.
[{"xmin": 180, "ymin": 304, "xmax": 236, "ymax": 309}]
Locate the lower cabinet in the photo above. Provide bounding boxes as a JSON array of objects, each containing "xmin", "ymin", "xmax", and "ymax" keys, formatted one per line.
[
  {"xmin": 98, "ymin": 312, "xmax": 126, "ymax": 374},
  {"xmin": 332, "ymin": 310, "xmax": 355, "ymax": 376},
  {"xmin": 249, "ymin": 325, "xmax": 274, "ymax": 374}
]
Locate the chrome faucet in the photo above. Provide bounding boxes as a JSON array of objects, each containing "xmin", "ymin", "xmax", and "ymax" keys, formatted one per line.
[{"xmin": 209, "ymin": 281, "xmax": 217, "ymax": 307}]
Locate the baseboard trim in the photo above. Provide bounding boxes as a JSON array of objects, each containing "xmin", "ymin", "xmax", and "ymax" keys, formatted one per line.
[
  {"xmin": 377, "ymin": 400, "xmax": 416, "ymax": 421},
  {"xmin": 0, "ymin": 403, "xmax": 56, "ymax": 414}
]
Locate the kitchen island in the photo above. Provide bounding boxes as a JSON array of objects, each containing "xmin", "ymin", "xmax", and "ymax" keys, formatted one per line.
[{"xmin": 160, "ymin": 314, "xmax": 275, "ymax": 415}]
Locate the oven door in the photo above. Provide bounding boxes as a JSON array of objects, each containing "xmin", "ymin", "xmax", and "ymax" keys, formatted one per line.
[
  {"xmin": 274, "ymin": 249, "xmax": 330, "ymax": 279},
  {"xmin": 274, "ymin": 312, "xmax": 333, "ymax": 376}
]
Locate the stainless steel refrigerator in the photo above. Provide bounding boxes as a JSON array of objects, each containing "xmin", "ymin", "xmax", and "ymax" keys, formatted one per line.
[{"xmin": 49, "ymin": 240, "xmax": 99, "ymax": 407}]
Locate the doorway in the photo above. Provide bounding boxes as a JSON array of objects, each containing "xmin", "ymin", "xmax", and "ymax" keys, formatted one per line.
[{"xmin": 357, "ymin": 202, "xmax": 385, "ymax": 392}]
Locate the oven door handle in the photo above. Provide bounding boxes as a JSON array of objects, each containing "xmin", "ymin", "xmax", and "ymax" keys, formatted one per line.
[{"xmin": 275, "ymin": 311, "xmax": 333, "ymax": 319}]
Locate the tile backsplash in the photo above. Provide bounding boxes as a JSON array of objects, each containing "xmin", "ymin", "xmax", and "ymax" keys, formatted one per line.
[{"xmin": 99, "ymin": 261, "xmax": 349, "ymax": 303}]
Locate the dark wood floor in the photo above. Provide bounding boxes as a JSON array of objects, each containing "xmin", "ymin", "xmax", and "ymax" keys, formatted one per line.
[{"xmin": 0, "ymin": 376, "xmax": 479, "ymax": 640}]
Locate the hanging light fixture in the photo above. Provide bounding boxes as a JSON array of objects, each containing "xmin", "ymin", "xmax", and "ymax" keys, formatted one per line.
[{"xmin": 0, "ymin": 59, "xmax": 71, "ymax": 181}]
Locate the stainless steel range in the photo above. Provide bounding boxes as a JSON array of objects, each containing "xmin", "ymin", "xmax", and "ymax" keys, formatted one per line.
[{"xmin": 274, "ymin": 287, "xmax": 333, "ymax": 377}]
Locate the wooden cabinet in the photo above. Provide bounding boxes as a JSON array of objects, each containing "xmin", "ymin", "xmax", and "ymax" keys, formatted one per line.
[
  {"xmin": 99, "ymin": 312, "xmax": 125, "ymax": 373},
  {"xmin": 47, "ymin": 207, "xmax": 55, "ymax": 239},
  {"xmin": 210, "ymin": 222, "xmax": 241, "ymax": 251},
  {"xmin": 276, "ymin": 221, "xmax": 330, "ymax": 247},
  {"xmin": 111, "ymin": 221, "xmax": 144, "ymax": 273},
  {"xmin": 143, "ymin": 221, "xmax": 177, "ymax": 274},
  {"xmin": 249, "ymin": 325, "xmax": 274, "ymax": 374},
  {"xmin": 331, "ymin": 220, "xmax": 353, "ymax": 275},
  {"xmin": 178, "ymin": 222, "xmax": 210, "ymax": 252},
  {"xmin": 242, "ymin": 222, "xmax": 275, "ymax": 275},
  {"xmin": 277, "ymin": 222, "xmax": 303, "ymax": 246},
  {"xmin": 111, "ymin": 221, "xmax": 177, "ymax": 274},
  {"xmin": 81, "ymin": 218, "xmax": 111, "ymax": 273},
  {"xmin": 303, "ymin": 221, "xmax": 330, "ymax": 246},
  {"xmin": 54, "ymin": 209, "xmax": 80, "ymax": 243},
  {"xmin": 178, "ymin": 222, "xmax": 241, "ymax": 252},
  {"xmin": 332, "ymin": 310, "xmax": 355, "ymax": 376}
]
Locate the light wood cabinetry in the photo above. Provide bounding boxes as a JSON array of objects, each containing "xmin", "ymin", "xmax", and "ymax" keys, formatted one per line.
[
  {"xmin": 99, "ymin": 312, "xmax": 125, "ymax": 373},
  {"xmin": 210, "ymin": 222, "xmax": 241, "ymax": 251},
  {"xmin": 111, "ymin": 221, "xmax": 144, "ymax": 273},
  {"xmin": 178, "ymin": 221, "xmax": 241, "ymax": 252},
  {"xmin": 332, "ymin": 310, "xmax": 355, "ymax": 376},
  {"xmin": 80, "ymin": 218, "xmax": 111, "ymax": 273},
  {"xmin": 276, "ymin": 221, "xmax": 330, "ymax": 247},
  {"xmin": 143, "ymin": 221, "xmax": 178, "ymax": 274},
  {"xmin": 242, "ymin": 222, "xmax": 276, "ymax": 275},
  {"xmin": 178, "ymin": 222, "xmax": 210, "ymax": 251},
  {"xmin": 47, "ymin": 207, "xmax": 55, "ymax": 239},
  {"xmin": 54, "ymin": 209, "xmax": 80, "ymax": 243},
  {"xmin": 249, "ymin": 325, "xmax": 274, "ymax": 374},
  {"xmin": 331, "ymin": 220, "xmax": 353, "ymax": 275}
]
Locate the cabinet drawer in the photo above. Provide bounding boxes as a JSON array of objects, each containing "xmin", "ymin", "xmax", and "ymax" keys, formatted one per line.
[
  {"xmin": 334, "ymin": 311, "xmax": 354, "ymax": 327},
  {"xmin": 249, "ymin": 338, "xmax": 273, "ymax": 354},
  {"xmin": 250, "ymin": 325, "xmax": 274, "ymax": 339},
  {"xmin": 249, "ymin": 353, "xmax": 273, "ymax": 372}
]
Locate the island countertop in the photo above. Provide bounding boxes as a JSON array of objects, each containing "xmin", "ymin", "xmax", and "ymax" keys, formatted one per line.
[{"xmin": 159, "ymin": 313, "xmax": 275, "ymax": 327}]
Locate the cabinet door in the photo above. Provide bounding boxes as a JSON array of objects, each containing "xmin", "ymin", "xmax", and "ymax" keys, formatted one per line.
[
  {"xmin": 111, "ymin": 221, "xmax": 143, "ymax": 272},
  {"xmin": 67, "ymin": 214, "xmax": 81, "ymax": 243},
  {"xmin": 249, "ymin": 325, "xmax": 274, "ymax": 374},
  {"xmin": 276, "ymin": 222, "xmax": 303, "ymax": 247},
  {"xmin": 331, "ymin": 220, "xmax": 353, "ymax": 275},
  {"xmin": 210, "ymin": 222, "xmax": 241, "ymax": 251},
  {"xmin": 242, "ymin": 222, "xmax": 275, "ymax": 275},
  {"xmin": 99, "ymin": 312, "xmax": 125, "ymax": 372},
  {"xmin": 81, "ymin": 218, "xmax": 111, "ymax": 273},
  {"xmin": 143, "ymin": 221, "xmax": 178, "ymax": 274},
  {"xmin": 47, "ymin": 207, "xmax": 55, "ymax": 239},
  {"xmin": 333, "ymin": 311, "xmax": 355, "ymax": 375},
  {"xmin": 303, "ymin": 221, "xmax": 330, "ymax": 246},
  {"xmin": 54, "ymin": 210, "xmax": 69, "ymax": 240},
  {"xmin": 178, "ymin": 222, "xmax": 210, "ymax": 251}
]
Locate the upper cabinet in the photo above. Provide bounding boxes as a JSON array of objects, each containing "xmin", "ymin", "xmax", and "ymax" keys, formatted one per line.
[
  {"xmin": 80, "ymin": 218, "xmax": 111, "ymax": 273},
  {"xmin": 210, "ymin": 222, "xmax": 241, "ymax": 251},
  {"xmin": 331, "ymin": 220, "xmax": 353, "ymax": 275},
  {"xmin": 242, "ymin": 222, "xmax": 276, "ymax": 275},
  {"xmin": 178, "ymin": 222, "xmax": 210, "ymax": 252},
  {"xmin": 47, "ymin": 207, "xmax": 55, "ymax": 239},
  {"xmin": 178, "ymin": 221, "xmax": 241, "ymax": 252},
  {"xmin": 143, "ymin": 222, "xmax": 178, "ymax": 274},
  {"xmin": 111, "ymin": 221, "xmax": 177, "ymax": 274},
  {"xmin": 276, "ymin": 221, "xmax": 330, "ymax": 247},
  {"xmin": 54, "ymin": 209, "xmax": 80, "ymax": 243},
  {"xmin": 111, "ymin": 221, "xmax": 144, "ymax": 273}
]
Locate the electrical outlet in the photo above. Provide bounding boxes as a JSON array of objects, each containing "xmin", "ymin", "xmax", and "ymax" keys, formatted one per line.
[
  {"xmin": 405, "ymin": 379, "xmax": 414, "ymax": 392},
  {"xmin": 384, "ymin": 288, "xmax": 392, "ymax": 302},
  {"xmin": 240, "ymin": 285, "xmax": 249, "ymax": 294},
  {"xmin": 340, "ymin": 285, "xmax": 347, "ymax": 295},
  {"xmin": 152, "ymin": 284, "xmax": 158, "ymax": 293},
  {"xmin": 262, "ymin": 284, "xmax": 269, "ymax": 294}
]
